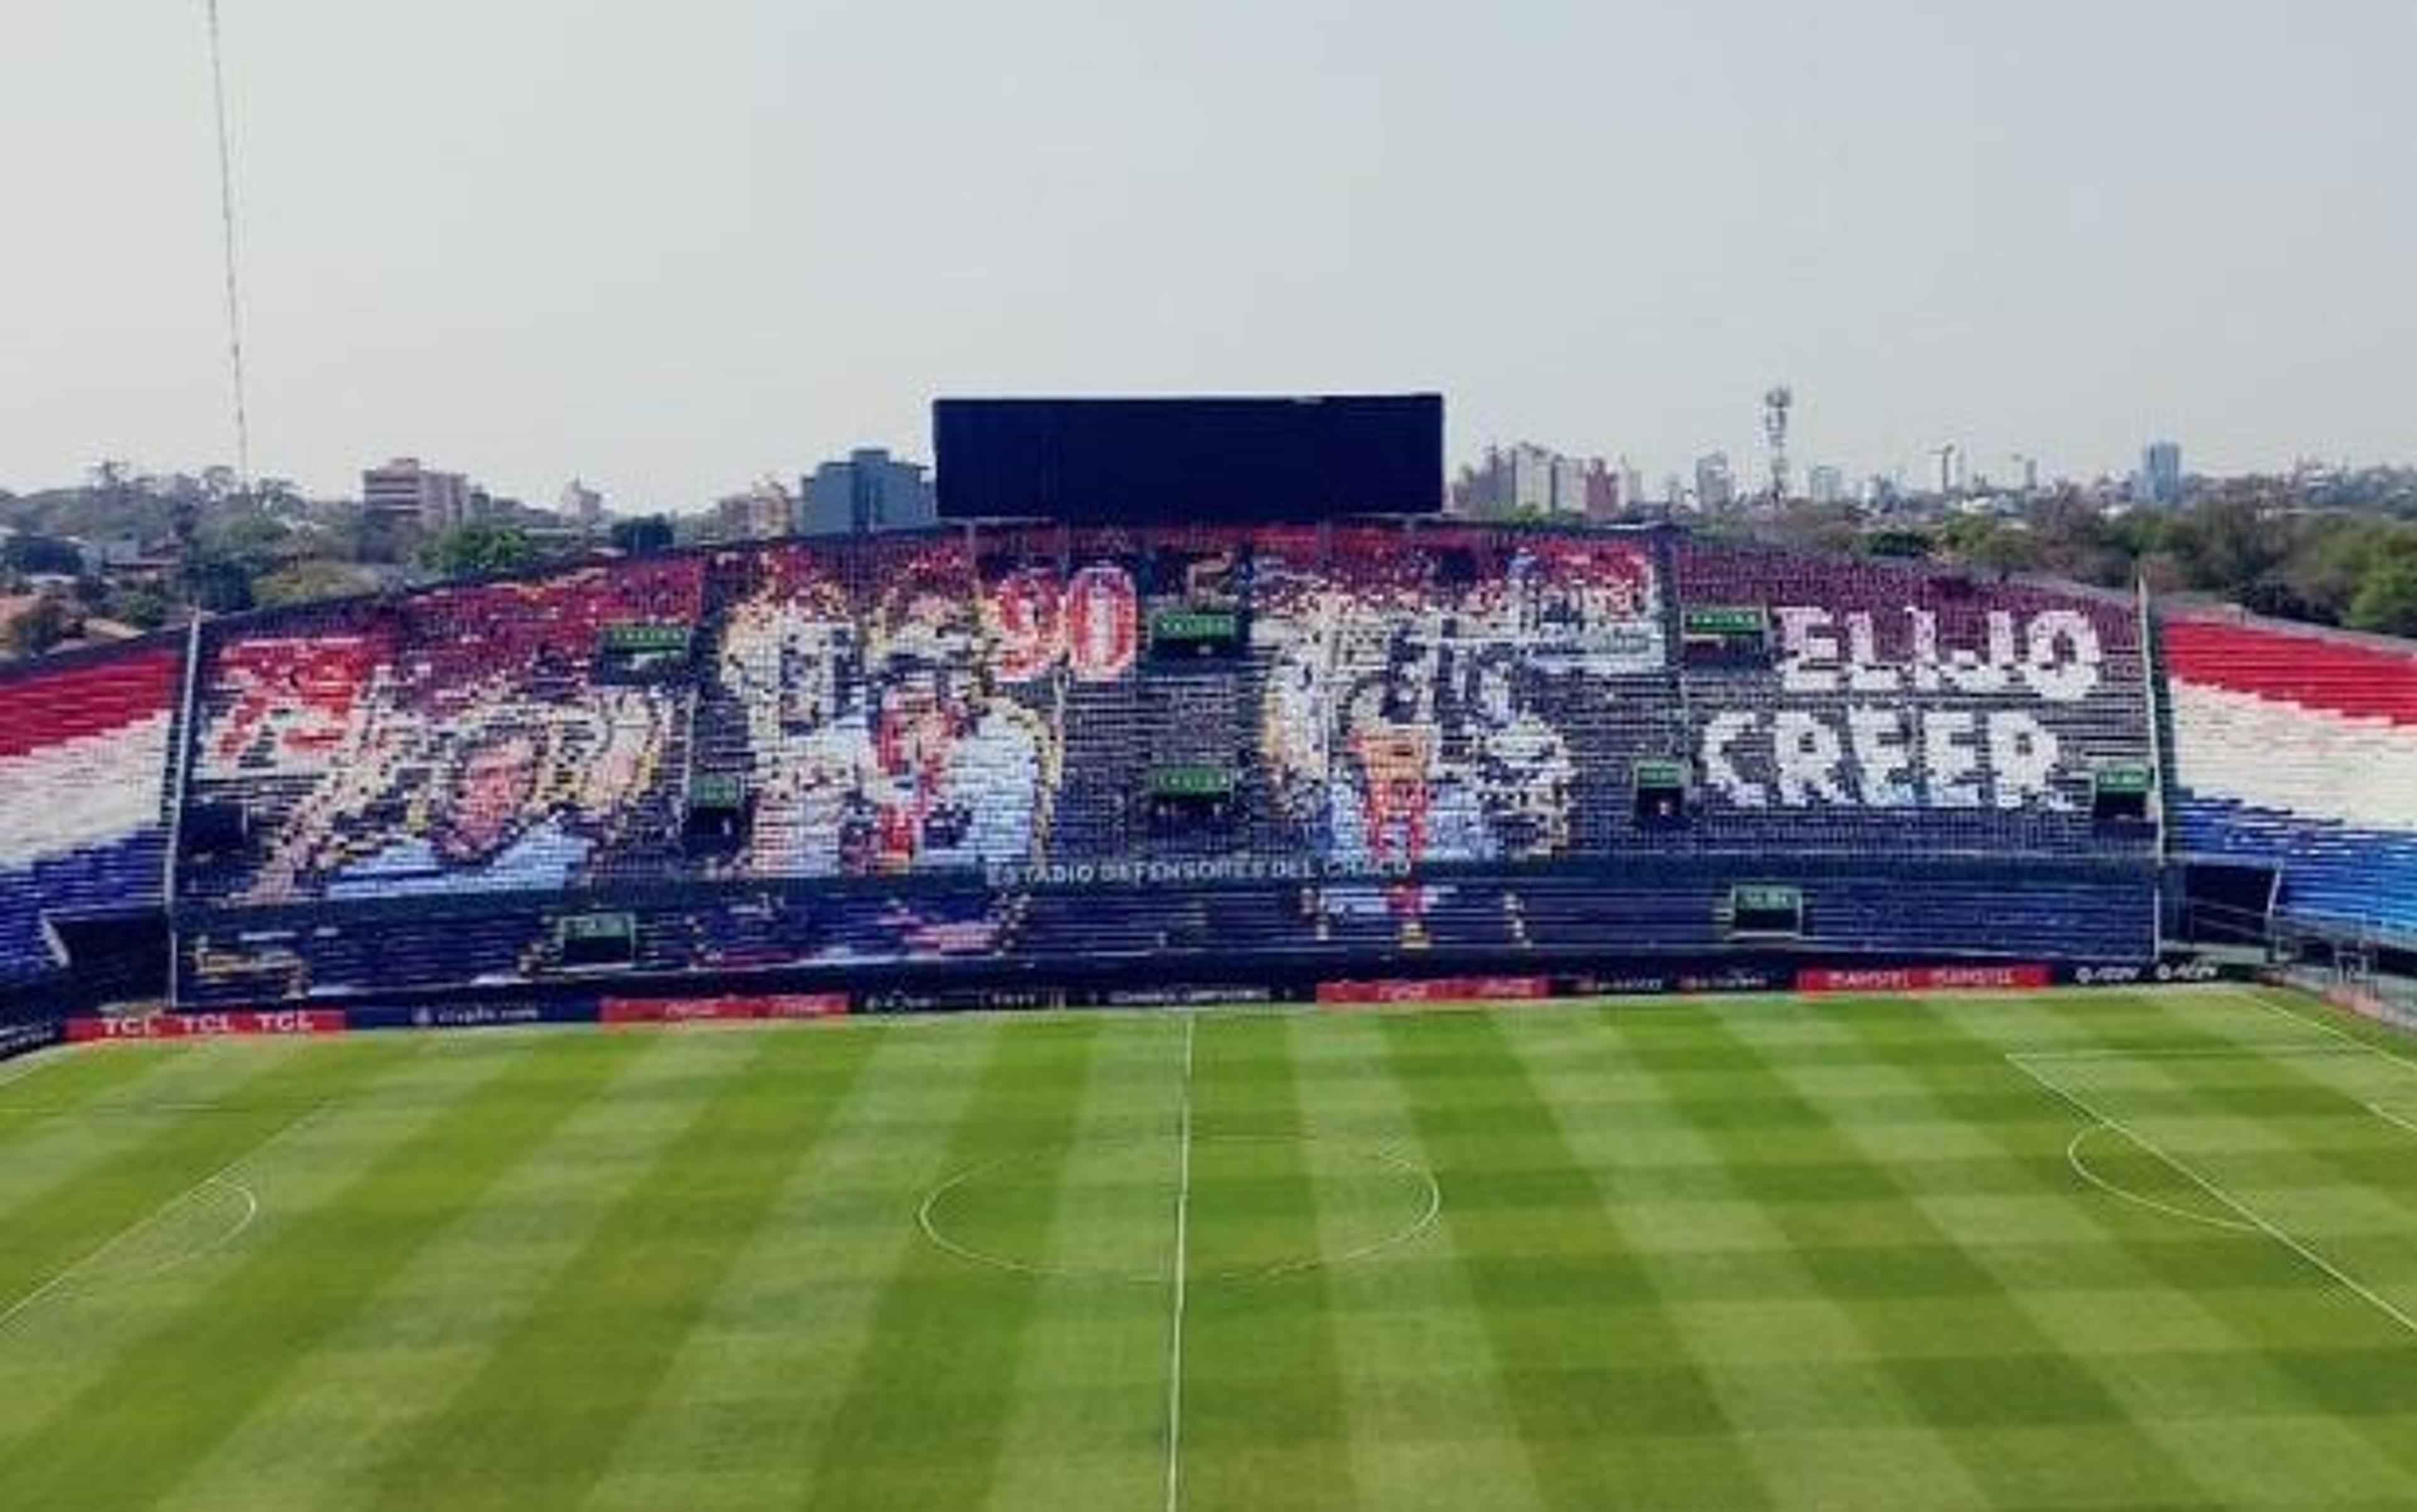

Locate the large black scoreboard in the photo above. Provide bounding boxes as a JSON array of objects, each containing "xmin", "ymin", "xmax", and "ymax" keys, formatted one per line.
[{"xmin": 932, "ymin": 394, "xmax": 1444, "ymax": 524}]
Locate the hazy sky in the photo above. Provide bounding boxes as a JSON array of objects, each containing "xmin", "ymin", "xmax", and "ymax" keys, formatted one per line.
[{"xmin": 6, "ymin": 1, "xmax": 2413, "ymax": 508}]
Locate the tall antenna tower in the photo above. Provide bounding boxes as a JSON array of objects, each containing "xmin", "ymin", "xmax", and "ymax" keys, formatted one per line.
[
  {"xmin": 205, "ymin": 0, "xmax": 251, "ymax": 495},
  {"xmin": 1761, "ymin": 385, "xmax": 1793, "ymax": 505}
]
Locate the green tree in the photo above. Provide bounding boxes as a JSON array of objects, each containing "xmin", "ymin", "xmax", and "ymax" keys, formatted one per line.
[
  {"xmin": 103, "ymin": 587, "xmax": 173, "ymax": 630},
  {"xmin": 204, "ymin": 512, "xmax": 292, "ymax": 559},
  {"xmin": 2346, "ymin": 544, "xmax": 2417, "ymax": 638},
  {"xmin": 1940, "ymin": 516, "xmax": 2043, "ymax": 573},
  {"xmin": 2169, "ymin": 496, "xmax": 2288, "ymax": 594},
  {"xmin": 3, "ymin": 533, "xmax": 84, "ymax": 577},
  {"xmin": 253, "ymin": 559, "xmax": 373, "ymax": 608},
  {"xmin": 611, "ymin": 515, "xmax": 675, "ymax": 555},
  {"xmin": 422, "ymin": 523, "xmax": 537, "ymax": 580},
  {"xmin": 184, "ymin": 559, "xmax": 255, "ymax": 613},
  {"xmin": 350, "ymin": 509, "xmax": 415, "ymax": 567},
  {"xmin": 1862, "ymin": 528, "xmax": 1934, "ymax": 560},
  {"xmin": 2276, "ymin": 516, "xmax": 2384, "ymax": 624},
  {"xmin": 3, "ymin": 597, "xmax": 73, "ymax": 659}
]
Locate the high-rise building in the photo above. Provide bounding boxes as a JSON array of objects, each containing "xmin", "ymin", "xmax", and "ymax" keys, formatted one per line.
[
  {"xmin": 1806, "ymin": 465, "xmax": 1846, "ymax": 506},
  {"xmin": 716, "ymin": 480, "xmax": 794, "ymax": 541},
  {"xmin": 2139, "ymin": 441, "xmax": 2183, "ymax": 505},
  {"xmin": 1509, "ymin": 446, "xmax": 1553, "ymax": 512},
  {"xmin": 1451, "ymin": 447, "xmax": 1502, "ymax": 514},
  {"xmin": 1582, "ymin": 458, "xmax": 1621, "ymax": 522},
  {"xmin": 1552, "ymin": 454, "xmax": 1588, "ymax": 517},
  {"xmin": 361, "ymin": 458, "xmax": 475, "ymax": 532},
  {"xmin": 1694, "ymin": 452, "xmax": 1735, "ymax": 511},
  {"xmin": 1929, "ymin": 444, "xmax": 1972, "ymax": 497},
  {"xmin": 1452, "ymin": 443, "xmax": 1600, "ymax": 518},
  {"xmin": 1618, "ymin": 458, "xmax": 1645, "ymax": 513},
  {"xmin": 801, "ymin": 448, "xmax": 937, "ymax": 536},
  {"xmin": 560, "ymin": 478, "xmax": 604, "ymax": 531}
]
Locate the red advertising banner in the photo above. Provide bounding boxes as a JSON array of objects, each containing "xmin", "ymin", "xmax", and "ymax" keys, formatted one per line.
[
  {"xmin": 68, "ymin": 1009, "xmax": 348, "ymax": 1042},
  {"xmin": 1316, "ymin": 975, "xmax": 1552, "ymax": 1006},
  {"xmin": 1794, "ymin": 964, "xmax": 2051, "ymax": 995},
  {"xmin": 598, "ymin": 995, "xmax": 850, "ymax": 1025}
]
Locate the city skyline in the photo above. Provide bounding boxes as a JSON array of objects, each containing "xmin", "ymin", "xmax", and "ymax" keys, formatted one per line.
[
  {"xmin": 3, "ymin": 426, "xmax": 2275, "ymax": 517},
  {"xmin": 4, "ymin": 1, "xmax": 2412, "ymax": 507}
]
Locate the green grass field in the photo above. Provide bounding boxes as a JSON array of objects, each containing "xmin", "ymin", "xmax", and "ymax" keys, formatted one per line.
[{"xmin": 4, "ymin": 984, "xmax": 2416, "ymax": 1511}]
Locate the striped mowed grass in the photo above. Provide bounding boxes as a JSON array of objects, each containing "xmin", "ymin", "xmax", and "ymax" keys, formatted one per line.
[{"xmin": 2, "ymin": 984, "xmax": 2415, "ymax": 1510}]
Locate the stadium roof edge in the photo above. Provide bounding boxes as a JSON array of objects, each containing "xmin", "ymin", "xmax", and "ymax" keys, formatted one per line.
[
  {"xmin": 0, "ymin": 623, "xmax": 189, "ymax": 691},
  {"xmin": 2158, "ymin": 598, "xmax": 2417, "ymax": 655},
  {"xmin": 5, "ymin": 521, "xmax": 2295, "ymax": 665}
]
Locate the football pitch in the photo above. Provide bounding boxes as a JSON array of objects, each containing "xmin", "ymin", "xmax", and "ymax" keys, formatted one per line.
[{"xmin": 3, "ymin": 985, "xmax": 2416, "ymax": 1511}]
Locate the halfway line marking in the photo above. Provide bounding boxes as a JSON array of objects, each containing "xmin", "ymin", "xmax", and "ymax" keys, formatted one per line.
[{"xmin": 1164, "ymin": 1012, "xmax": 1196, "ymax": 1512}]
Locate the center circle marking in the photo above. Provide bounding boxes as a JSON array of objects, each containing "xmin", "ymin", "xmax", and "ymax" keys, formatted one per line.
[{"xmin": 917, "ymin": 1132, "xmax": 1441, "ymax": 1284}]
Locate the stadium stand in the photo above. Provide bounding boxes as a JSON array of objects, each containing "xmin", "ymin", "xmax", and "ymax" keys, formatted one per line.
[
  {"xmin": 42, "ymin": 524, "xmax": 2409, "ymax": 1011},
  {"xmin": 102, "ymin": 524, "xmax": 2178, "ymax": 1006},
  {"xmin": 0, "ymin": 643, "xmax": 181, "ymax": 1003},
  {"xmin": 1670, "ymin": 539, "xmax": 2155, "ymax": 858},
  {"xmin": 184, "ymin": 561, "xmax": 704, "ymax": 906},
  {"xmin": 2164, "ymin": 613, "xmax": 2417, "ymax": 944}
]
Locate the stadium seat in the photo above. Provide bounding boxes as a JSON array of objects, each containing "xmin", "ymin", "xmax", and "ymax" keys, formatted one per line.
[{"xmin": 0, "ymin": 525, "xmax": 2206, "ymax": 1009}]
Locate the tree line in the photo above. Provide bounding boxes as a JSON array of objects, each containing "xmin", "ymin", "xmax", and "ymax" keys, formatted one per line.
[
  {"xmin": 9, "ymin": 466, "xmax": 2416, "ymax": 663},
  {"xmin": 1703, "ymin": 482, "xmax": 2417, "ymax": 640}
]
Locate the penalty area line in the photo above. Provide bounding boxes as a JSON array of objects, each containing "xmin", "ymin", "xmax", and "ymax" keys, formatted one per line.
[
  {"xmin": 2247, "ymin": 988, "xmax": 2417, "ymax": 1076},
  {"xmin": 0, "ymin": 1099, "xmax": 329, "ymax": 1334},
  {"xmin": 2007, "ymin": 1057, "xmax": 2417, "ymax": 1340}
]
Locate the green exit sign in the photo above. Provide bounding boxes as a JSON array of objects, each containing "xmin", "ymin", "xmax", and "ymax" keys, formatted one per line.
[
  {"xmin": 1732, "ymin": 884, "xmax": 1802, "ymax": 913},
  {"xmin": 2093, "ymin": 766, "xmax": 2153, "ymax": 795},
  {"xmin": 1151, "ymin": 765, "xmax": 1235, "ymax": 798},
  {"xmin": 1151, "ymin": 610, "xmax": 1240, "ymax": 643},
  {"xmin": 1684, "ymin": 606, "xmax": 1766, "ymax": 635},
  {"xmin": 1634, "ymin": 760, "xmax": 1688, "ymax": 789}
]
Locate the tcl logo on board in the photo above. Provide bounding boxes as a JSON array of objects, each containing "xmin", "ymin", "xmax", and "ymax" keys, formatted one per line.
[{"xmin": 69, "ymin": 1010, "xmax": 346, "ymax": 1041}]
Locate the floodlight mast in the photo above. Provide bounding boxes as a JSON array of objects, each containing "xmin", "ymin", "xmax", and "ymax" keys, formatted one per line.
[{"xmin": 205, "ymin": 0, "xmax": 252, "ymax": 498}]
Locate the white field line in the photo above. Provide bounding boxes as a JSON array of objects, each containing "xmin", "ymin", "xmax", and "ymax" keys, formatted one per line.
[
  {"xmin": 2007, "ymin": 1057, "xmax": 2417, "ymax": 1340},
  {"xmin": 1164, "ymin": 1011, "xmax": 1197, "ymax": 1512},
  {"xmin": 2248, "ymin": 987, "xmax": 2417, "ymax": 1075},
  {"xmin": 0, "ymin": 1100, "xmax": 328, "ymax": 1334},
  {"xmin": 2369, "ymin": 1104, "xmax": 2417, "ymax": 1139},
  {"xmin": 2008, "ymin": 1044, "xmax": 2358, "ymax": 1065},
  {"xmin": 1251, "ymin": 1148, "xmax": 1442, "ymax": 1282},
  {"xmin": 913, "ymin": 1133, "xmax": 1438, "ymax": 1286},
  {"xmin": 0, "ymin": 1051, "xmax": 66, "ymax": 1093},
  {"xmin": 128, "ymin": 1180, "xmax": 260, "ymax": 1280},
  {"xmin": 2063, "ymin": 1124, "xmax": 2255, "ymax": 1234},
  {"xmin": 2185, "ymin": 986, "xmax": 2417, "ymax": 1139}
]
